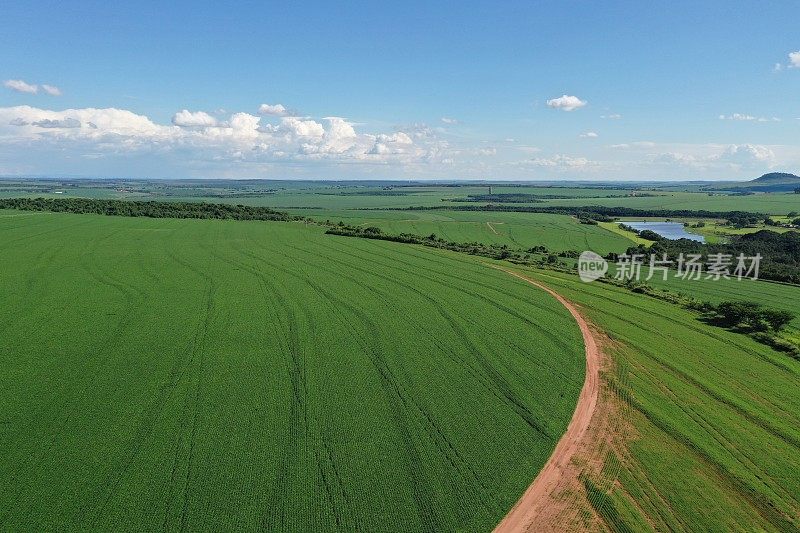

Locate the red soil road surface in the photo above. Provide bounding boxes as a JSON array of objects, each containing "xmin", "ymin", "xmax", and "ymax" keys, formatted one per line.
[{"xmin": 491, "ymin": 266, "xmax": 601, "ymax": 532}]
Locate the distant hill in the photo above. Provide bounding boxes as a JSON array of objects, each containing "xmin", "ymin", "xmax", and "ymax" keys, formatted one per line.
[
  {"xmin": 751, "ymin": 172, "xmax": 800, "ymax": 184},
  {"xmin": 702, "ymin": 172, "xmax": 800, "ymax": 193}
]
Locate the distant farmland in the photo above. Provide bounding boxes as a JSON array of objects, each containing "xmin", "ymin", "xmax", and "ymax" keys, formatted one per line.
[
  {"xmin": 0, "ymin": 210, "xmax": 584, "ymax": 531},
  {"xmin": 299, "ymin": 209, "xmax": 634, "ymax": 255}
]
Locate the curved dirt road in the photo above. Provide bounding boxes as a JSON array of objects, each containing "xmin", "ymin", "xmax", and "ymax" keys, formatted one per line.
[{"xmin": 491, "ymin": 266, "xmax": 601, "ymax": 533}]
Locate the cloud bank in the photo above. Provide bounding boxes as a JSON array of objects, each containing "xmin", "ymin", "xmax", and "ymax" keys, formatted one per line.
[
  {"xmin": 0, "ymin": 103, "xmax": 796, "ymax": 180},
  {"xmin": 0, "ymin": 105, "xmax": 453, "ymax": 175}
]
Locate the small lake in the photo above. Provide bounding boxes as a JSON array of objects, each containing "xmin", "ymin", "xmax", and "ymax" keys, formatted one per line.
[{"xmin": 623, "ymin": 221, "xmax": 705, "ymax": 242}]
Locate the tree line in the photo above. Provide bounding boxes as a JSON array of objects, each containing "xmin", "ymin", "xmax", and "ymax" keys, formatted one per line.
[
  {"xmin": 0, "ymin": 197, "xmax": 301, "ymax": 222},
  {"xmin": 324, "ymin": 223, "xmax": 570, "ymax": 265},
  {"xmin": 446, "ymin": 192, "xmax": 658, "ymax": 203}
]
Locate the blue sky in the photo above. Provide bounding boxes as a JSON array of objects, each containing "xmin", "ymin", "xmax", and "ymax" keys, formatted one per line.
[{"xmin": 1, "ymin": 0, "xmax": 798, "ymax": 180}]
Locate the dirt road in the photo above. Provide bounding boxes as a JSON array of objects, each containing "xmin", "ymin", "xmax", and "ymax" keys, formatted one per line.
[
  {"xmin": 486, "ymin": 221, "xmax": 502, "ymax": 234},
  {"xmin": 491, "ymin": 266, "xmax": 602, "ymax": 533}
]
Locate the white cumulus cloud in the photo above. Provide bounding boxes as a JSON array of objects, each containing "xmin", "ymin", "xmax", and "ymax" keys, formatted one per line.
[
  {"xmin": 718, "ymin": 143, "xmax": 775, "ymax": 165},
  {"xmin": 4, "ymin": 79, "xmax": 39, "ymax": 94},
  {"xmin": 273, "ymin": 116, "xmax": 325, "ymax": 137},
  {"xmin": 2, "ymin": 106, "xmax": 164, "ymax": 136},
  {"xmin": 258, "ymin": 103, "xmax": 289, "ymax": 116},
  {"xmin": 580, "ymin": 131, "xmax": 598, "ymax": 138},
  {"xmin": 172, "ymin": 110, "xmax": 218, "ymax": 127},
  {"xmin": 546, "ymin": 95, "xmax": 587, "ymax": 111},
  {"xmin": 776, "ymin": 50, "xmax": 800, "ymax": 70},
  {"xmin": 652, "ymin": 143, "xmax": 776, "ymax": 171},
  {"xmin": 376, "ymin": 132, "xmax": 413, "ymax": 144},
  {"xmin": 441, "ymin": 117, "xmax": 460, "ymax": 124},
  {"xmin": 789, "ymin": 51, "xmax": 800, "ymax": 69},
  {"xmin": 228, "ymin": 113, "xmax": 261, "ymax": 138}
]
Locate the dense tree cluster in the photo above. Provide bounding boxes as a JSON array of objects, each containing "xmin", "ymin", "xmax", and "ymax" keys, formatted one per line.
[
  {"xmin": 318, "ymin": 190, "xmax": 410, "ymax": 197},
  {"xmin": 709, "ymin": 301, "xmax": 795, "ymax": 332},
  {"xmin": 448, "ymin": 194, "xmax": 547, "ymax": 203},
  {"xmin": 623, "ymin": 230, "xmax": 800, "ymax": 284},
  {"xmin": 619, "ymin": 224, "xmax": 662, "ymax": 241},
  {"xmin": 0, "ymin": 197, "xmax": 301, "ymax": 222}
]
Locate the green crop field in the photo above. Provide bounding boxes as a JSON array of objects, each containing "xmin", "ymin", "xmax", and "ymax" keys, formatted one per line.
[
  {"xmin": 2, "ymin": 184, "xmax": 799, "ymax": 532},
  {"xmin": 504, "ymin": 266, "xmax": 800, "ymax": 531},
  {"xmin": 0, "ymin": 210, "xmax": 584, "ymax": 531},
  {"xmin": 299, "ymin": 209, "xmax": 633, "ymax": 255}
]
